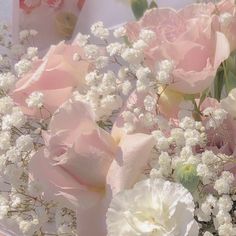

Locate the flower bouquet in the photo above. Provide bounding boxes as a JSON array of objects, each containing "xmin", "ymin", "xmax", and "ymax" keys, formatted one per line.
[{"xmin": 0, "ymin": 0, "xmax": 236, "ymax": 235}]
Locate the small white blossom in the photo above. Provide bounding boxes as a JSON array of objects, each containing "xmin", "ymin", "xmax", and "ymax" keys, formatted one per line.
[
  {"xmin": 26, "ymin": 91, "xmax": 44, "ymax": 108},
  {"xmin": 0, "ymin": 96, "xmax": 14, "ymax": 115},
  {"xmin": 26, "ymin": 47, "xmax": 38, "ymax": 60},
  {"xmin": 91, "ymin": 21, "xmax": 109, "ymax": 39},
  {"xmin": 2, "ymin": 107, "xmax": 26, "ymax": 130},
  {"xmin": 203, "ymin": 108, "xmax": 227, "ymax": 129},
  {"xmin": 218, "ymin": 195, "xmax": 233, "ymax": 212},
  {"xmin": 113, "ymin": 26, "xmax": 126, "ymax": 38},
  {"xmin": 121, "ymin": 48, "xmax": 143, "ymax": 64},
  {"xmin": 133, "ymin": 39, "xmax": 148, "ymax": 51},
  {"xmin": 144, "ymin": 95, "xmax": 156, "ymax": 112},
  {"xmin": 19, "ymin": 219, "xmax": 39, "ymax": 235},
  {"xmin": 121, "ymin": 80, "xmax": 132, "ymax": 95},
  {"xmin": 203, "ymin": 232, "xmax": 214, "ymax": 236},
  {"xmin": 15, "ymin": 58, "xmax": 32, "ymax": 77},
  {"xmin": 197, "ymin": 164, "xmax": 214, "ymax": 184},
  {"xmin": 106, "ymin": 42, "xmax": 126, "ymax": 56},
  {"xmin": 19, "ymin": 30, "xmax": 30, "ymax": 42},
  {"xmin": 218, "ymin": 223, "xmax": 236, "ymax": 236},
  {"xmin": 95, "ymin": 56, "xmax": 109, "ymax": 69},
  {"xmin": 16, "ymin": 135, "xmax": 33, "ymax": 152},
  {"xmin": 139, "ymin": 29, "xmax": 156, "ymax": 43},
  {"xmin": 0, "ymin": 132, "xmax": 11, "ymax": 150},
  {"xmin": 84, "ymin": 44, "xmax": 99, "ymax": 59},
  {"xmin": 171, "ymin": 128, "xmax": 185, "ymax": 147},
  {"xmin": 74, "ymin": 33, "xmax": 90, "ymax": 47},
  {"xmin": 0, "ymin": 72, "xmax": 16, "ymax": 90},
  {"xmin": 214, "ymin": 171, "xmax": 234, "ymax": 195}
]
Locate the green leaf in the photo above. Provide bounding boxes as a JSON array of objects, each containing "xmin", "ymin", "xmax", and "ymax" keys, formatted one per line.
[
  {"xmin": 131, "ymin": 0, "xmax": 148, "ymax": 20},
  {"xmin": 149, "ymin": 0, "xmax": 158, "ymax": 8},
  {"xmin": 225, "ymin": 70, "xmax": 236, "ymax": 94},
  {"xmin": 226, "ymin": 55, "xmax": 236, "ymax": 74},
  {"xmin": 214, "ymin": 70, "xmax": 225, "ymax": 101}
]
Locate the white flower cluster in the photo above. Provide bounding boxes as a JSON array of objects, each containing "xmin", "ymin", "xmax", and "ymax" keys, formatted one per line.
[
  {"xmin": 74, "ymin": 70, "xmax": 123, "ymax": 121},
  {"xmin": 25, "ymin": 91, "xmax": 44, "ymax": 108}
]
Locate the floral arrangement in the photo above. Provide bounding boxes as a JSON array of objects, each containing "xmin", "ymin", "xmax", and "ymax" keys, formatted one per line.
[{"xmin": 0, "ymin": 0, "xmax": 236, "ymax": 235}]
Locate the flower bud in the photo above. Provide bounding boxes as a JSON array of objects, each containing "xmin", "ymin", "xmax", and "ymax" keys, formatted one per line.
[{"xmin": 174, "ymin": 163, "xmax": 200, "ymax": 193}]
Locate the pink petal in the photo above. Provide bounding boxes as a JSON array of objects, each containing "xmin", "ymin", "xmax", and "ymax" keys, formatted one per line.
[
  {"xmin": 29, "ymin": 148, "xmax": 102, "ymax": 207},
  {"xmin": 107, "ymin": 133, "xmax": 155, "ymax": 195}
]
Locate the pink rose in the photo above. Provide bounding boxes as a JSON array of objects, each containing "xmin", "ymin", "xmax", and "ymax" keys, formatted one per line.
[
  {"xmin": 217, "ymin": 0, "xmax": 236, "ymax": 52},
  {"xmin": 30, "ymin": 99, "xmax": 155, "ymax": 235},
  {"xmin": 126, "ymin": 4, "xmax": 230, "ymax": 94},
  {"xmin": 11, "ymin": 41, "xmax": 91, "ymax": 118}
]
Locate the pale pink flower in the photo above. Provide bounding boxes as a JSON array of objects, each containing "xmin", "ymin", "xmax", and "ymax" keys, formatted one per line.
[
  {"xmin": 126, "ymin": 5, "xmax": 230, "ymax": 94},
  {"xmin": 11, "ymin": 41, "xmax": 91, "ymax": 118},
  {"xmin": 217, "ymin": 0, "xmax": 236, "ymax": 52},
  {"xmin": 29, "ymin": 99, "xmax": 155, "ymax": 235}
]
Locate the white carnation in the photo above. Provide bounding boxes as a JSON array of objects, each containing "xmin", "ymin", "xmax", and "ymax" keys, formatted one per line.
[{"xmin": 107, "ymin": 178, "xmax": 199, "ymax": 236}]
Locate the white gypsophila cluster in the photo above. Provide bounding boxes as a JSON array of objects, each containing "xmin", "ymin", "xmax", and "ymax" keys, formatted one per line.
[
  {"xmin": 95, "ymin": 56, "xmax": 109, "ymax": 69},
  {"xmin": 74, "ymin": 33, "xmax": 90, "ymax": 47},
  {"xmin": 1, "ymin": 107, "xmax": 26, "ymax": 130},
  {"xmin": 136, "ymin": 66, "xmax": 152, "ymax": 92},
  {"xmin": 24, "ymin": 47, "xmax": 38, "ymax": 60},
  {"xmin": 106, "ymin": 178, "xmax": 198, "ymax": 236},
  {"xmin": 14, "ymin": 58, "xmax": 32, "ymax": 77},
  {"xmin": 74, "ymin": 70, "xmax": 123, "ymax": 121},
  {"xmin": 0, "ymin": 72, "xmax": 16, "ymax": 91},
  {"xmin": 113, "ymin": 26, "xmax": 126, "ymax": 38},
  {"xmin": 0, "ymin": 96, "xmax": 14, "ymax": 115},
  {"xmin": 155, "ymin": 59, "xmax": 175, "ymax": 85},
  {"xmin": 19, "ymin": 29, "xmax": 38, "ymax": 44},
  {"xmin": 84, "ymin": 44, "xmax": 99, "ymax": 59},
  {"xmin": 203, "ymin": 107, "xmax": 228, "ymax": 129},
  {"xmin": 139, "ymin": 29, "xmax": 156, "ymax": 43},
  {"xmin": 214, "ymin": 171, "xmax": 235, "ymax": 195},
  {"xmin": 26, "ymin": 91, "xmax": 44, "ymax": 108},
  {"xmin": 106, "ymin": 42, "xmax": 126, "ymax": 56},
  {"xmin": 55, "ymin": 207, "xmax": 77, "ymax": 235},
  {"xmin": 121, "ymin": 94, "xmax": 158, "ymax": 134},
  {"xmin": 91, "ymin": 21, "xmax": 110, "ymax": 39}
]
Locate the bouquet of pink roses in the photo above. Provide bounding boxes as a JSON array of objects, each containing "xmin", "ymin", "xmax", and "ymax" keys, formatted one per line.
[{"xmin": 0, "ymin": 0, "xmax": 236, "ymax": 235}]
